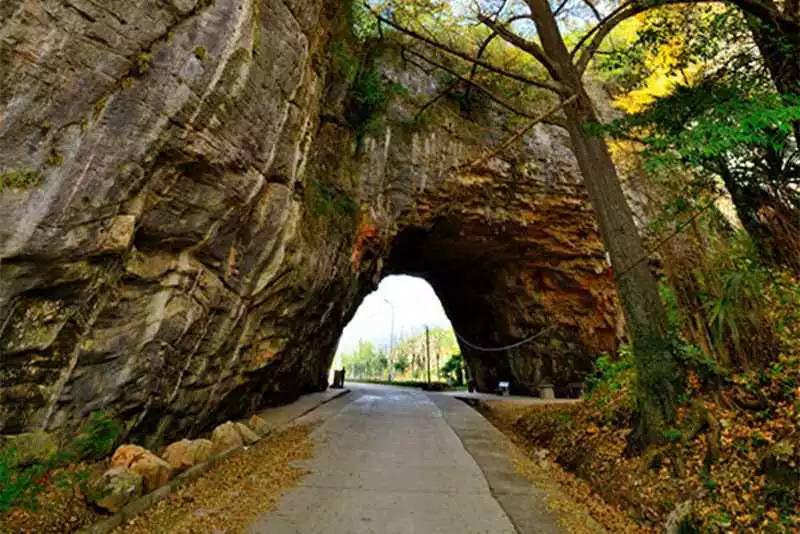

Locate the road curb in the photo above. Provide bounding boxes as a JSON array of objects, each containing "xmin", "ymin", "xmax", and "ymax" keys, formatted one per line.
[{"xmin": 78, "ymin": 388, "xmax": 350, "ymax": 534}]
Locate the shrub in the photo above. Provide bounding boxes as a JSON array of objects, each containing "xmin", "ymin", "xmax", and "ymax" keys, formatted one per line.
[
  {"xmin": 0, "ymin": 449, "xmax": 46, "ymax": 513},
  {"xmin": 662, "ymin": 427, "xmax": 683, "ymax": 443},
  {"xmin": 345, "ymin": 63, "xmax": 406, "ymax": 137},
  {"xmin": 347, "ymin": 0, "xmax": 378, "ymax": 42},
  {"xmin": 68, "ymin": 411, "xmax": 123, "ymax": 461},
  {"xmin": 305, "ymin": 178, "xmax": 358, "ymax": 226},
  {"xmin": 0, "ymin": 412, "xmax": 122, "ymax": 512},
  {"xmin": 586, "ymin": 346, "xmax": 635, "ymax": 395}
]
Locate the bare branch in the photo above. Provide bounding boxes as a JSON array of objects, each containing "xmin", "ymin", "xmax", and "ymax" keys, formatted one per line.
[
  {"xmin": 464, "ymin": 32, "xmax": 498, "ymax": 109},
  {"xmin": 570, "ymin": 0, "xmax": 633, "ymax": 67},
  {"xmin": 460, "ymin": 94, "xmax": 578, "ymax": 172},
  {"xmin": 464, "ymin": 12, "xmax": 535, "ymax": 104},
  {"xmin": 574, "ymin": 4, "xmax": 638, "ymax": 74},
  {"xmin": 403, "ymin": 47, "xmax": 558, "ymax": 122},
  {"xmin": 477, "ymin": 13, "xmax": 559, "ymax": 78},
  {"xmin": 399, "ymin": 50, "xmax": 464, "ymax": 121},
  {"xmin": 581, "ymin": 0, "xmax": 603, "ymax": 21},
  {"xmin": 553, "ymin": 0, "xmax": 571, "ymax": 17},
  {"xmin": 370, "ymin": 8, "xmax": 564, "ymax": 94},
  {"xmin": 491, "ymin": 0, "xmax": 510, "ymax": 17},
  {"xmin": 412, "ymin": 80, "xmax": 461, "ymax": 121}
]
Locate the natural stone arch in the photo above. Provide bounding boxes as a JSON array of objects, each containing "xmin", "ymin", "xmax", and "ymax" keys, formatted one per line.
[
  {"xmin": 384, "ymin": 187, "xmax": 620, "ymax": 394},
  {"xmin": 0, "ymin": 0, "xmax": 622, "ymax": 443}
]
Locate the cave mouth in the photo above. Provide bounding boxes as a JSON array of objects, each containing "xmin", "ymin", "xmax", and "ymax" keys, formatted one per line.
[
  {"xmin": 356, "ymin": 220, "xmax": 620, "ymax": 396},
  {"xmin": 332, "ymin": 275, "xmax": 461, "ymax": 384}
]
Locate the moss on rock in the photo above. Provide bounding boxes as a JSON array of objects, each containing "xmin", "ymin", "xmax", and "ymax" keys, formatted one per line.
[{"xmin": 0, "ymin": 169, "xmax": 42, "ymax": 192}]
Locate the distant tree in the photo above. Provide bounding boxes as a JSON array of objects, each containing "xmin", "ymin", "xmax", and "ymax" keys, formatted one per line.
[
  {"xmin": 392, "ymin": 327, "xmax": 458, "ymax": 378},
  {"xmin": 340, "ymin": 340, "xmax": 390, "ymax": 379},
  {"xmin": 441, "ymin": 354, "xmax": 465, "ymax": 385},
  {"xmin": 393, "ymin": 354, "xmax": 410, "ymax": 374}
]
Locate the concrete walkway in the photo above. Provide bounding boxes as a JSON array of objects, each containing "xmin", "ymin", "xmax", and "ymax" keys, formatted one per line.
[
  {"xmin": 247, "ymin": 383, "xmax": 568, "ymax": 534},
  {"xmin": 252, "ymin": 387, "xmax": 350, "ymax": 432}
]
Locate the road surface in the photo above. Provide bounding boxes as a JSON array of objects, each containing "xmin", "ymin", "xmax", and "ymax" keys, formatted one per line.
[{"xmin": 248, "ymin": 383, "xmax": 574, "ymax": 534}]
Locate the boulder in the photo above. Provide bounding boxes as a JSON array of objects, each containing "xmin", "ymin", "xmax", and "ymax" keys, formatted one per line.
[
  {"xmin": 90, "ymin": 466, "xmax": 144, "ymax": 512},
  {"xmin": 235, "ymin": 422, "xmax": 260, "ymax": 445},
  {"xmin": 0, "ymin": 431, "xmax": 58, "ymax": 466},
  {"xmin": 247, "ymin": 415, "xmax": 270, "ymax": 437},
  {"xmin": 211, "ymin": 422, "xmax": 244, "ymax": 454},
  {"xmin": 162, "ymin": 439, "xmax": 213, "ymax": 471},
  {"xmin": 110, "ymin": 444, "xmax": 173, "ymax": 492}
]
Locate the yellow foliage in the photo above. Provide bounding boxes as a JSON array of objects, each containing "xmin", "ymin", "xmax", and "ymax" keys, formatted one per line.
[
  {"xmin": 613, "ymin": 13, "xmax": 700, "ymax": 113},
  {"xmin": 608, "ymin": 6, "xmax": 725, "ymax": 113}
]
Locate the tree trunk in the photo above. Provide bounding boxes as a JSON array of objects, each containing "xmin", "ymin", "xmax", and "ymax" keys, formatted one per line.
[
  {"xmin": 719, "ymin": 165, "xmax": 800, "ymax": 273},
  {"xmin": 747, "ymin": 16, "xmax": 800, "ymax": 145},
  {"xmin": 526, "ymin": 0, "xmax": 683, "ymax": 445}
]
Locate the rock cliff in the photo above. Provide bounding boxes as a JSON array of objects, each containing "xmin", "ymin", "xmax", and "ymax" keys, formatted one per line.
[{"xmin": 0, "ymin": 0, "xmax": 619, "ymax": 442}]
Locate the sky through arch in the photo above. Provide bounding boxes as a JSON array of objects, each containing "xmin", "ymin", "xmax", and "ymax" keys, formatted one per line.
[{"xmin": 335, "ymin": 275, "xmax": 453, "ymax": 355}]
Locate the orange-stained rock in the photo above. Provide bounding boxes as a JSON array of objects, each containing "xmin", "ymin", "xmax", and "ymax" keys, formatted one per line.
[
  {"xmin": 110, "ymin": 444, "xmax": 173, "ymax": 492},
  {"xmin": 162, "ymin": 439, "xmax": 213, "ymax": 471}
]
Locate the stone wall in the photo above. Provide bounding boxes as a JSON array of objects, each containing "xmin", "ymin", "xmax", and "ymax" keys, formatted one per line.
[{"xmin": 0, "ymin": 0, "xmax": 620, "ymax": 443}]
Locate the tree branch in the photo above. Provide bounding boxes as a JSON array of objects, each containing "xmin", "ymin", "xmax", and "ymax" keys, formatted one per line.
[
  {"xmin": 414, "ymin": 80, "xmax": 463, "ymax": 122},
  {"xmin": 572, "ymin": 0, "xmax": 800, "ymax": 75},
  {"xmin": 371, "ymin": 9, "xmax": 564, "ymax": 94},
  {"xmin": 785, "ymin": 0, "xmax": 799, "ymax": 18},
  {"xmin": 581, "ymin": 0, "xmax": 603, "ymax": 21},
  {"xmin": 464, "ymin": 32, "xmax": 497, "ymax": 110},
  {"xmin": 460, "ymin": 94, "xmax": 578, "ymax": 172},
  {"xmin": 572, "ymin": 2, "xmax": 638, "ymax": 74},
  {"xmin": 464, "ymin": 13, "xmax": 535, "ymax": 105},
  {"xmin": 403, "ymin": 47, "xmax": 561, "ymax": 123},
  {"xmin": 477, "ymin": 13, "xmax": 560, "ymax": 78},
  {"xmin": 553, "ymin": 0, "xmax": 572, "ymax": 17}
]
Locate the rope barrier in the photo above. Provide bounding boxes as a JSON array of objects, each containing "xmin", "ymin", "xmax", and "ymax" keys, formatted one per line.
[{"xmin": 453, "ymin": 326, "xmax": 556, "ymax": 352}]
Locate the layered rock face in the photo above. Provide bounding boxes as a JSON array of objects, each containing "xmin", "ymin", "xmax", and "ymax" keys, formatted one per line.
[{"xmin": 0, "ymin": 0, "xmax": 619, "ymax": 442}]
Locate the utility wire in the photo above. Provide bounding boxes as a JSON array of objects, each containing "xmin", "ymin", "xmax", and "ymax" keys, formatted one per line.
[{"xmin": 453, "ymin": 326, "xmax": 556, "ymax": 353}]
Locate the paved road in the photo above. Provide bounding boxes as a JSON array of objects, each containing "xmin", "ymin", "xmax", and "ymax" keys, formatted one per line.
[{"xmin": 248, "ymin": 384, "xmax": 570, "ymax": 534}]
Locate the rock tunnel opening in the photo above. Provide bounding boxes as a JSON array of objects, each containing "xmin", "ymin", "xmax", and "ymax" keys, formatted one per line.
[
  {"xmin": 332, "ymin": 275, "xmax": 457, "ymax": 384},
  {"xmin": 375, "ymin": 218, "xmax": 621, "ymax": 396},
  {"xmin": 0, "ymin": 6, "xmax": 625, "ymax": 440}
]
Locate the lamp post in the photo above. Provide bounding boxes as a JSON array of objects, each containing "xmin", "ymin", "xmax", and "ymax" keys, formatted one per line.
[
  {"xmin": 425, "ymin": 325, "xmax": 431, "ymax": 386},
  {"xmin": 383, "ymin": 298, "xmax": 395, "ymax": 382}
]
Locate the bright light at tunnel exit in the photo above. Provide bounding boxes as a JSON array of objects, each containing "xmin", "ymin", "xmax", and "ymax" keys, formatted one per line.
[{"xmin": 333, "ymin": 275, "xmax": 454, "ymax": 365}]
